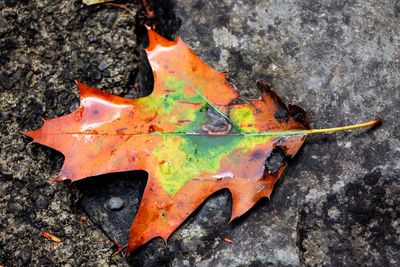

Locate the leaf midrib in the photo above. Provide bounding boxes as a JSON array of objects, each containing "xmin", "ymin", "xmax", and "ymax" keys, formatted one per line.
[{"xmin": 38, "ymin": 131, "xmax": 307, "ymax": 137}]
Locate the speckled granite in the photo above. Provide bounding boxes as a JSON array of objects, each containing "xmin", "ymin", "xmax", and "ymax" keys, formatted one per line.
[{"xmin": 0, "ymin": 0, "xmax": 139, "ymax": 265}]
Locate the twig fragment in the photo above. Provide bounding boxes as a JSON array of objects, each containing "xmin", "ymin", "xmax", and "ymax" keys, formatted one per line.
[
  {"xmin": 42, "ymin": 231, "xmax": 62, "ymax": 243},
  {"xmin": 223, "ymin": 237, "xmax": 234, "ymax": 244}
]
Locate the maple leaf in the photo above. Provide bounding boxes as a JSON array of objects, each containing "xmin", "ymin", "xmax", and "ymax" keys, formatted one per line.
[{"xmin": 24, "ymin": 28, "xmax": 380, "ymax": 253}]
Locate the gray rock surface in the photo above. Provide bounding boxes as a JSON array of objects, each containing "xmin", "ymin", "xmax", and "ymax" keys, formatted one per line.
[
  {"xmin": 1, "ymin": 0, "xmax": 399, "ymax": 266},
  {"xmin": 169, "ymin": 0, "xmax": 400, "ymax": 266}
]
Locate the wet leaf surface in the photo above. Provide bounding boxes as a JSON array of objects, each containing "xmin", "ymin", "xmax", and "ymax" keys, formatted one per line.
[{"xmin": 24, "ymin": 28, "xmax": 377, "ymax": 254}]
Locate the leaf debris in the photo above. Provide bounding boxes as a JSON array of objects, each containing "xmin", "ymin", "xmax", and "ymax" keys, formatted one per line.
[{"xmin": 41, "ymin": 231, "xmax": 62, "ymax": 243}]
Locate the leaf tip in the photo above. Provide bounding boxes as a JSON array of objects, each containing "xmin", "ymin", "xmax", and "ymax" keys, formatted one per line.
[
  {"xmin": 22, "ymin": 129, "xmax": 38, "ymax": 140},
  {"xmin": 372, "ymin": 118, "xmax": 383, "ymax": 127},
  {"xmin": 52, "ymin": 175, "xmax": 68, "ymax": 183},
  {"xmin": 145, "ymin": 27, "xmax": 176, "ymax": 51},
  {"xmin": 74, "ymin": 80, "xmax": 89, "ymax": 97}
]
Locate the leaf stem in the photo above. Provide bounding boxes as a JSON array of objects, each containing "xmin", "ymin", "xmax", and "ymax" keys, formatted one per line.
[
  {"xmin": 300, "ymin": 119, "xmax": 382, "ymax": 135},
  {"xmin": 244, "ymin": 119, "xmax": 382, "ymax": 137}
]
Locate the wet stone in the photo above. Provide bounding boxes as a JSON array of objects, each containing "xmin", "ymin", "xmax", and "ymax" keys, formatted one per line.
[
  {"xmin": 44, "ymin": 16, "xmax": 52, "ymax": 23},
  {"xmin": 31, "ymin": 10, "xmax": 38, "ymax": 20},
  {"xmin": 104, "ymin": 13, "xmax": 117, "ymax": 28},
  {"xmin": 87, "ymin": 34, "xmax": 96, "ymax": 43},
  {"xmin": 107, "ymin": 197, "xmax": 125, "ymax": 211},
  {"xmin": 79, "ymin": 172, "xmax": 146, "ymax": 245},
  {"xmin": 102, "ymin": 69, "xmax": 111, "ymax": 78},
  {"xmin": 0, "ymin": 111, "xmax": 11, "ymax": 120},
  {"xmin": 93, "ymin": 70, "xmax": 102, "ymax": 81},
  {"xmin": 1, "ymin": 74, "xmax": 13, "ymax": 90},
  {"xmin": 35, "ymin": 195, "xmax": 49, "ymax": 209},
  {"xmin": 98, "ymin": 61, "xmax": 109, "ymax": 71},
  {"xmin": 8, "ymin": 202, "xmax": 23, "ymax": 215},
  {"xmin": 19, "ymin": 246, "xmax": 32, "ymax": 264},
  {"xmin": 19, "ymin": 245, "xmax": 32, "ymax": 265},
  {"xmin": 68, "ymin": 99, "xmax": 80, "ymax": 113}
]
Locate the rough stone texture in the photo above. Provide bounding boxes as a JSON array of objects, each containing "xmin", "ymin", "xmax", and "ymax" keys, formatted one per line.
[
  {"xmin": 78, "ymin": 171, "xmax": 147, "ymax": 246},
  {"xmin": 0, "ymin": 0, "xmax": 139, "ymax": 265},
  {"xmin": 1, "ymin": 0, "xmax": 399, "ymax": 266},
  {"xmin": 168, "ymin": 0, "xmax": 400, "ymax": 266}
]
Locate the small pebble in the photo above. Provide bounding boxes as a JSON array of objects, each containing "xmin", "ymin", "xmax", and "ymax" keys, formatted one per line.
[
  {"xmin": 35, "ymin": 195, "xmax": 49, "ymax": 209},
  {"xmin": 98, "ymin": 62, "xmax": 109, "ymax": 71},
  {"xmin": 19, "ymin": 245, "xmax": 32, "ymax": 264},
  {"xmin": 0, "ymin": 111, "xmax": 11, "ymax": 120},
  {"xmin": 1, "ymin": 76, "xmax": 13, "ymax": 90},
  {"xmin": 102, "ymin": 69, "xmax": 110, "ymax": 78},
  {"xmin": 44, "ymin": 16, "xmax": 52, "ymax": 23},
  {"xmin": 31, "ymin": 10, "xmax": 38, "ymax": 21},
  {"xmin": 8, "ymin": 202, "xmax": 23, "ymax": 215},
  {"xmin": 44, "ymin": 50, "xmax": 56, "ymax": 60},
  {"xmin": 61, "ymin": 18, "xmax": 69, "ymax": 27},
  {"xmin": 104, "ymin": 13, "xmax": 117, "ymax": 28},
  {"xmin": 87, "ymin": 34, "xmax": 96, "ymax": 43},
  {"xmin": 93, "ymin": 70, "xmax": 102, "ymax": 81},
  {"xmin": 69, "ymin": 99, "xmax": 80, "ymax": 113},
  {"xmin": 107, "ymin": 197, "xmax": 125, "ymax": 211}
]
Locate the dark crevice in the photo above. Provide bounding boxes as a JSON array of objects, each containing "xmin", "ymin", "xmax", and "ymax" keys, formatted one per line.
[
  {"xmin": 77, "ymin": 171, "xmax": 148, "ymax": 245},
  {"xmin": 264, "ymin": 146, "xmax": 289, "ymax": 174},
  {"xmin": 130, "ymin": 0, "xmax": 182, "ymax": 98}
]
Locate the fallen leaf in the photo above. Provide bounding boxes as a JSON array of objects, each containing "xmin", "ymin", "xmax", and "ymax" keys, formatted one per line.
[
  {"xmin": 41, "ymin": 231, "xmax": 62, "ymax": 243},
  {"xmin": 24, "ymin": 28, "xmax": 380, "ymax": 253}
]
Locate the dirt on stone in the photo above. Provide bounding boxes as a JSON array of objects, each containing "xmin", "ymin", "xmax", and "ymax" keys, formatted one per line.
[{"xmin": 0, "ymin": 0, "xmax": 139, "ymax": 265}]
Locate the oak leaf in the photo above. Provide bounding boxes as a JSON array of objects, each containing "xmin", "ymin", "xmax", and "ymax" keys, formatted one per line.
[{"xmin": 24, "ymin": 28, "xmax": 379, "ymax": 253}]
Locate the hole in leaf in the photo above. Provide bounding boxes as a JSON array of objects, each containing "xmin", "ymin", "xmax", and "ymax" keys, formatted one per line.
[
  {"xmin": 76, "ymin": 171, "xmax": 147, "ymax": 245},
  {"xmin": 265, "ymin": 146, "xmax": 289, "ymax": 174},
  {"xmin": 201, "ymin": 106, "xmax": 233, "ymax": 134}
]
